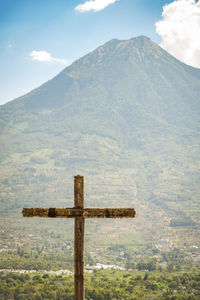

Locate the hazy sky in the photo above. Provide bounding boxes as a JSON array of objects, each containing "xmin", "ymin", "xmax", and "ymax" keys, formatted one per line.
[{"xmin": 1, "ymin": 0, "xmax": 200, "ymax": 105}]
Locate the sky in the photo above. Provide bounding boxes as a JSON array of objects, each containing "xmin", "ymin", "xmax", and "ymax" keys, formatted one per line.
[{"xmin": 0, "ymin": 0, "xmax": 200, "ymax": 105}]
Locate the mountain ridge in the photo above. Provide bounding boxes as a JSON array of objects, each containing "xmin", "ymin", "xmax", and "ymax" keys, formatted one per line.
[
  {"xmin": 0, "ymin": 36, "xmax": 199, "ymax": 250},
  {"xmin": 1, "ymin": 36, "xmax": 200, "ymax": 110}
]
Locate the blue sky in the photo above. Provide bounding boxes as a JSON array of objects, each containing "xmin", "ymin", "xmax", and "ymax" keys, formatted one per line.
[{"xmin": 0, "ymin": 0, "xmax": 199, "ymax": 105}]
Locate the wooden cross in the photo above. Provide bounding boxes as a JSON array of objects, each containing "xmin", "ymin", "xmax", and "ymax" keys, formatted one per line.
[{"xmin": 22, "ymin": 175, "xmax": 136, "ymax": 300}]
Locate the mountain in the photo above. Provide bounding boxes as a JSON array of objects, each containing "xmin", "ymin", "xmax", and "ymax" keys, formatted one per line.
[{"xmin": 0, "ymin": 36, "xmax": 200, "ymax": 254}]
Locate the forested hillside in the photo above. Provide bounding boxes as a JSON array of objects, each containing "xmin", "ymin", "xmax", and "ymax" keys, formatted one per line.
[{"xmin": 0, "ymin": 36, "xmax": 199, "ymax": 277}]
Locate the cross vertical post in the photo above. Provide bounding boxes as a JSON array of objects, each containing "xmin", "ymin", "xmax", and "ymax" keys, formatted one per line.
[{"xmin": 74, "ymin": 175, "xmax": 85, "ymax": 300}]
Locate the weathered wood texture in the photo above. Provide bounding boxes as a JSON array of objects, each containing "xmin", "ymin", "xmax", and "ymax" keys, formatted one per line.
[
  {"xmin": 74, "ymin": 175, "xmax": 84, "ymax": 300},
  {"xmin": 74, "ymin": 217, "xmax": 84, "ymax": 300},
  {"xmin": 22, "ymin": 207, "xmax": 136, "ymax": 218},
  {"xmin": 74, "ymin": 175, "xmax": 84, "ymax": 208},
  {"xmin": 22, "ymin": 174, "xmax": 136, "ymax": 300}
]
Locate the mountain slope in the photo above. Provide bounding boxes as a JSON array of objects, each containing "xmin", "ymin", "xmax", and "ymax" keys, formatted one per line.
[{"xmin": 0, "ymin": 36, "xmax": 200, "ymax": 251}]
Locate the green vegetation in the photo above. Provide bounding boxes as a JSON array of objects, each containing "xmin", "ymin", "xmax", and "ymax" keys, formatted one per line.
[{"xmin": 0, "ymin": 268, "xmax": 200, "ymax": 299}]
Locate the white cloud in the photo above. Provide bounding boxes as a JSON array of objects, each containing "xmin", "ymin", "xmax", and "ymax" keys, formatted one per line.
[
  {"xmin": 75, "ymin": 0, "xmax": 117, "ymax": 13},
  {"xmin": 30, "ymin": 50, "xmax": 68, "ymax": 65},
  {"xmin": 155, "ymin": 0, "xmax": 200, "ymax": 68}
]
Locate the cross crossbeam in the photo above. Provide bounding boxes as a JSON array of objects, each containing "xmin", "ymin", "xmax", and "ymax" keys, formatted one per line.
[
  {"xmin": 22, "ymin": 175, "xmax": 136, "ymax": 300},
  {"xmin": 22, "ymin": 207, "xmax": 135, "ymax": 218}
]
